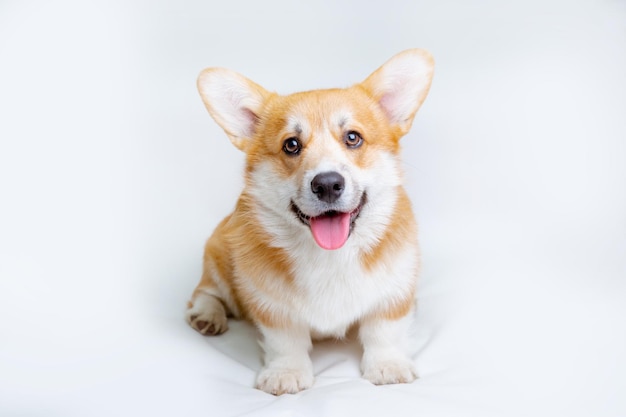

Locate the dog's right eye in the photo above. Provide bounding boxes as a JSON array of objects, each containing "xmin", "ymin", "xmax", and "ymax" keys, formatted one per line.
[{"xmin": 282, "ymin": 138, "xmax": 302, "ymax": 155}]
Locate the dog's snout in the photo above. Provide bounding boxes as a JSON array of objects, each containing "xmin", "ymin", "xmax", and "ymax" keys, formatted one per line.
[{"xmin": 311, "ymin": 171, "xmax": 345, "ymax": 203}]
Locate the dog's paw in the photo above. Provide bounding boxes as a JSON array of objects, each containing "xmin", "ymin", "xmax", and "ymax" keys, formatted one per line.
[
  {"xmin": 255, "ymin": 367, "xmax": 314, "ymax": 395},
  {"xmin": 185, "ymin": 294, "xmax": 228, "ymax": 335},
  {"xmin": 362, "ymin": 358, "xmax": 418, "ymax": 385}
]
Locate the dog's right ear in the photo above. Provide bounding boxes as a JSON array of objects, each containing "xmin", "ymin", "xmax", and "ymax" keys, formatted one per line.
[{"xmin": 197, "ymin": 68, "xmax": 270, "ymax": 151}]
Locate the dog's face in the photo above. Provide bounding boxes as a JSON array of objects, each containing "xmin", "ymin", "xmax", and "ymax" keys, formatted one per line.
[
  {"xmin": 245, "ymin": 89, "xmax": 403, "ymax": 250},
  {"xmin": 197, "ymin": 50, "xmax": 434, "ymax": 250}
]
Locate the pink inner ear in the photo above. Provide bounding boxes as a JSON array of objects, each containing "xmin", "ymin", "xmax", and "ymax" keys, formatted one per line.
[
  {"xmin": 378, "ymin": 92, "xmax": 400, "ymax": 123},
  {"xmin": 239, "ymin": 107, "xmax": 260, "ymax": 137}
]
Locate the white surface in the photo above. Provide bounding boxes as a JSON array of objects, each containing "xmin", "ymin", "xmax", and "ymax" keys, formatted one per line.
[{"xmin": 1, "ymin": 0, "xmax": 625, "ymax": 415}]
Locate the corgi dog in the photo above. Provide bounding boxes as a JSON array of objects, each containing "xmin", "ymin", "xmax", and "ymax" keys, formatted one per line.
[{"xmin": 186, "ymin": 49, "xmax": 434, "ymax": 395}]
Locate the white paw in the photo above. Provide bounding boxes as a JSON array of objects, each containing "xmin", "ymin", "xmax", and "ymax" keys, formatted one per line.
[
  {"xmin": 362, "ymin": 358, "xmax": 418, "ymax": 385},
  {"xmin": 255, "ymin": 367, "xmax": 314, "ymax": 395},
  {"xmin": 185, "ymin": 294, "xmax": 228, "ymax": 335}
]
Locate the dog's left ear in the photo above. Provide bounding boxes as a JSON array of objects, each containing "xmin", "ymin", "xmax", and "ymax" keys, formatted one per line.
[{"xmin": 360, "ymin": 49, "xmax": 434, "ymax": 135}]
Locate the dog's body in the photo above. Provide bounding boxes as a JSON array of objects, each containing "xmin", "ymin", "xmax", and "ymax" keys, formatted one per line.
[{"xmin": 186, "ymin": 49, "xmax": 434, "ymax": 395}]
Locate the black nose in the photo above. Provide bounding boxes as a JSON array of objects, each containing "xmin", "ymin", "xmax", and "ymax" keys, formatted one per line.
[{"xmin": 311, "ymin": 171, "xmax": 345, "ymax": 203}]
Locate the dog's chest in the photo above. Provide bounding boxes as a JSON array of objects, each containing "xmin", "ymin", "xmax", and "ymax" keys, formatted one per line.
[{"xmin": 287, "ymin": 245, "xmax": 414, "ymax": 335}]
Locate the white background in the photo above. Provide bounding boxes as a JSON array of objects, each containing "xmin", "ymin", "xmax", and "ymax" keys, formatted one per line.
[{"xmin": 1, "ymin": 0, "xmax": 625, "ymax": 415}]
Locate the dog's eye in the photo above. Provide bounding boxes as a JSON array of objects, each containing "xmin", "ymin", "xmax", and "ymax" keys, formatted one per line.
[
  {"xmin": 344, "ymin": 131, "xmax": 363, "ymax": 148},
  {"xmin": 282, "ymin": 137, "xmax": 302, "ymax": 155}
]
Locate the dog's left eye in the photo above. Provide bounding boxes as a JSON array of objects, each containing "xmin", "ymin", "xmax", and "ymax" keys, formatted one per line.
[{"xmin": 344, "ymin": 131, "xmax": 363, "ymax": 148}]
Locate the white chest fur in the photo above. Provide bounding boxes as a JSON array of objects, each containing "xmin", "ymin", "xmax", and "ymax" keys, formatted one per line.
[{"xmin": 284, "ymin": 238, "xmax": 417, "ymax": 337}]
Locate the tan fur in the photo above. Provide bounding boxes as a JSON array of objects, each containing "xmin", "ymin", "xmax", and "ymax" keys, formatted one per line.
[{"xmin": 361, "ymin": 188, "xmax": 418, "ymax": 272}]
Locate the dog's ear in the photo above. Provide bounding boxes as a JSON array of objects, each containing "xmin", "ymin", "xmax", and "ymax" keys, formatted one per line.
[
  {"xmin": 197, "ymin": 68, "xmax": 270, "ymax": 151},
  {"xmin": 360, "ymin": 49, "xmax": 434, "ymax": 135}
]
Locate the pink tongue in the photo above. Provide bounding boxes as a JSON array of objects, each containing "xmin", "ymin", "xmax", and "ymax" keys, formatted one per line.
[{"xmin": 309, "ymin": 212, "xmax": 351, "ymax": 250}]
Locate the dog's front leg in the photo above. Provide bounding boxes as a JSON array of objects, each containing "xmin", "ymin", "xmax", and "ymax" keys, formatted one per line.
[
  {"xmin": 255, "ymin": 324, "xmax": 314, "ymax": 395},
  {"xmin": 359, "ymin": 312, "xmax": 418, "ymax": 385}
]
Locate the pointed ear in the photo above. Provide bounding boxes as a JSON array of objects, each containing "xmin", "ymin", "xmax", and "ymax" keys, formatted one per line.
[
  {"xmin": 360, "ymin": 49, "xmax": 434, "ymax": 135},
  {"xmin": 197, "ymin": 68, "xmax": 270, "ymax": 151}
]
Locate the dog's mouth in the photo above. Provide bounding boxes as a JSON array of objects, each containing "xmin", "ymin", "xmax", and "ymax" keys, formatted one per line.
[{"xmin": 291, "ymin": 193, "xmax": 367, "ymax": 250}]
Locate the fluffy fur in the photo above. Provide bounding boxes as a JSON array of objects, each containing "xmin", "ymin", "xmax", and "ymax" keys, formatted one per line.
[{"xmin": 186, "ymin": 49, "xmax": 434, "ymax": 395}]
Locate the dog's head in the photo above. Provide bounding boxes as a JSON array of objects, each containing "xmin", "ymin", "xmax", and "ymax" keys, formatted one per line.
[{"xmin": 197, "ymin": 49, "xmax": 434, "ymax": 250}]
